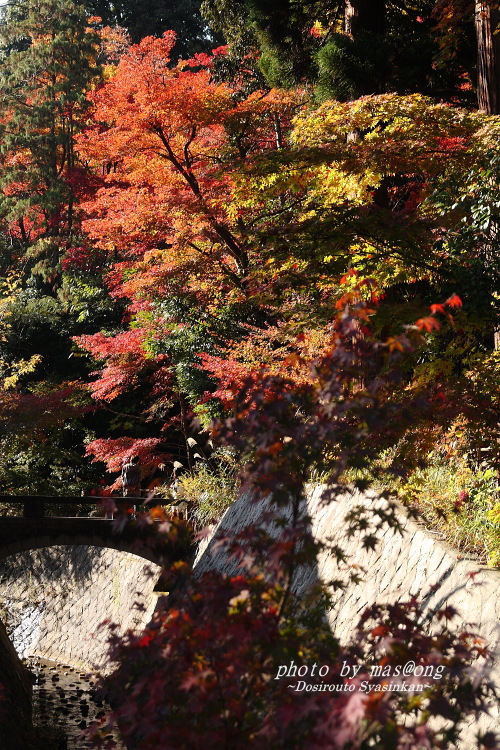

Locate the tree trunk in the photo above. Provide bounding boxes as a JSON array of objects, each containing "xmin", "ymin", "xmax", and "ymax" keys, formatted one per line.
[
  {"xmin": 475, "ymin": 0, "xmax": 500, "ymax": 113},
  {"xmin": 475, "ymin": 4, "xmax": 500, "ymax": 347},
  {"xmin": 179, "ymin": 393, "xmax": 194, "ymax": 471},
  {"xmin": 345, "ymin": 0, "xmax": 385, "ymax": 38}
]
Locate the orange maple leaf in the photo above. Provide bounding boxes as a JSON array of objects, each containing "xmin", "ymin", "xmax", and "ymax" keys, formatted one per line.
[{"xmin": 415, "ymin": 316, "xmax": 440, "ymax": 333}]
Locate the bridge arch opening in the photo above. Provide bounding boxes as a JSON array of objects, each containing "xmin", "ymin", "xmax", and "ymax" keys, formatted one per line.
[{"xmin": 0, "ymin": 544, "xmax": 162, "ymax": 671}]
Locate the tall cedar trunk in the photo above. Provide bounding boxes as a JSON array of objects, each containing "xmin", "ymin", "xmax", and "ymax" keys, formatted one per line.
[
  {"xmin": 345, "ymin": 0, "xmax": 385, "ymax": 38},
  {"xmin": 475, "ymin": 3, "xmax": 500, "ymax": 347},
  {"xmin": 475, "ymin": 0, "xmax": 500, "ymax": 114}
]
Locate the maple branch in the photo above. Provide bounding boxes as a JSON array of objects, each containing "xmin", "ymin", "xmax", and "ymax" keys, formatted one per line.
[
  {"xmin": 153, "ymin": 125, "xmax": 201, "ymax": 193},
  {"xmin": 183, "ymin": 125, "xmax": 197, "ymax": 170},
  {"xmin": 98, "ymin": 404, "xmax": 148, "ymax": 422},
  {"xmin": 245, "ymin": 195, "xmax": 307, "ymax": 229},
  {"xmin": 57, "ymin": 141, "xmax": 67, "ymax": 177},
  {"xmin": 276, "ymin": 492, "xmax": 301, "ymax": 622},
  {"xmin": 153, "ymin": 125, "xmax": 249, "ymax": 277},
  {"xmin": 188, "ymin": 241, "xmax": 245, "ymax": 288},
  {"xmin": 233, "ymin": 118, "xmax": 252, "ymax": 159},
  {"xmin": 273, "ymin": 114, "xmax": 284, "ymax": 150},
  {"xmin": 187, "ymin": 241, "xmax": 207, "ymax": 255},
  {"xmin": 18, "ymin": 218, "xmax": 28, "ymax": 246}
]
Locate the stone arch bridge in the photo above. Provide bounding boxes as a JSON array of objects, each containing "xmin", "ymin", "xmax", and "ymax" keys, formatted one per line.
[
  {"xmin": 0, "ymin": 495, "xmax": 191, "ymax": 671},
  {"xmin": 0, "ymin": 495, "xmax": 191, "ymax": 566}
]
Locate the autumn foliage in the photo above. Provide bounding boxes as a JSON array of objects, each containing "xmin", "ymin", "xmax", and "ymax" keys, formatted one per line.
[
  {"xmin": 87, "ymin": 299, "xmax": 498, "ymax": 750},
  {"xmin": 0, "ymin": 2, "xmax": 500, "ymax": 747}
]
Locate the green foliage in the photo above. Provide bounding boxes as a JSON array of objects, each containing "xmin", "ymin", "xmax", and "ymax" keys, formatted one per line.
[
  {"xmin": 203, "ymin": 0, "xmax": 334, "ymax": 85},
  {"xmin": 174, "ymin": 448, "xmax": 240, "ymax": 527},
  {"xmin": 0, "ymin": 379, "xmax": 100, "ymax": 496},
  {"xmin": 396, "ymin": 458, "xmax": 500, "ymax": 566},
  {"xmin": 88, "ymin": 0, "xmax": 219, "ymax": 55},
  {"xmin": 203, "ymin": 0, "xmax": 471, "ymax": 98},
  {"xmin": 424, "ymin": 147, "xmax": 500, "ymax": 336},
  {"xmin": 145, "ymin": 296, "xmax": 266, "ymax": 422},
  {"xmin": 0, "ymin": 290, "xmax": 86, "ymax": 381},
  {"xmin": 314, "ymin": 21, "xmax": 445, "ymax": 102},
  {"xmin": 201, "ymin": 0, "xmax": 252, "ymax": 54},
  {"xmin": 0, "ymin": 428, "xmax": 94, "ymax": 496},
  {"xmin": 59, "ymin": 277, "xmax": 123, "ymax": 329},
  {"xmin": 315, "ymin": 34, "xmax": 378, "ymax": 101},
  {"xmin": 0, "ymin": 292, "xmax": 67, "ymax": 374},
  {"xmin": 0, "ymin": 0, "xmax": 100, "ymax": 286}
]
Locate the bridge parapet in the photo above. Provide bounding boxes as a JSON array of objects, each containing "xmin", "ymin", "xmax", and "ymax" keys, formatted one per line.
[
  {"xmin": 0, "ymin": 498, "xmax": 191, "ymax": 566},
  {"xmin": 0, "ymin": 494, "xmax": 159, "ymax": 519}
]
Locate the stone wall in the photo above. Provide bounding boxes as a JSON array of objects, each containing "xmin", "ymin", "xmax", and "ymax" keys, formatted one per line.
[
  {"xmin": 194, "ymin": 486, "xmax": 500, "ymax": 739},
  {"xmin": 0, "ymin": 618, "xmax": 33, "ymax": 750},
  {"xmin": 0, "ymin": 545, "xmax": 161, "ymax": 671}
]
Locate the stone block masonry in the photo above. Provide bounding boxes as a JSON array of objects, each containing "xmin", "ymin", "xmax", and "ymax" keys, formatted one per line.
[
  {"xmin": 306, "ymin": 486, "xmax": 500, "ymax": 742},
  {"xmin": 194, "ymin": 485, "xmax": 500, "ymax": 743},
  {"xmin": 0, "ymin": 617, "xmax": 33, "ymax": 750},
  {"xmin": 0, "ymin": 545, "xmax": 161, "ymax": 671}
]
